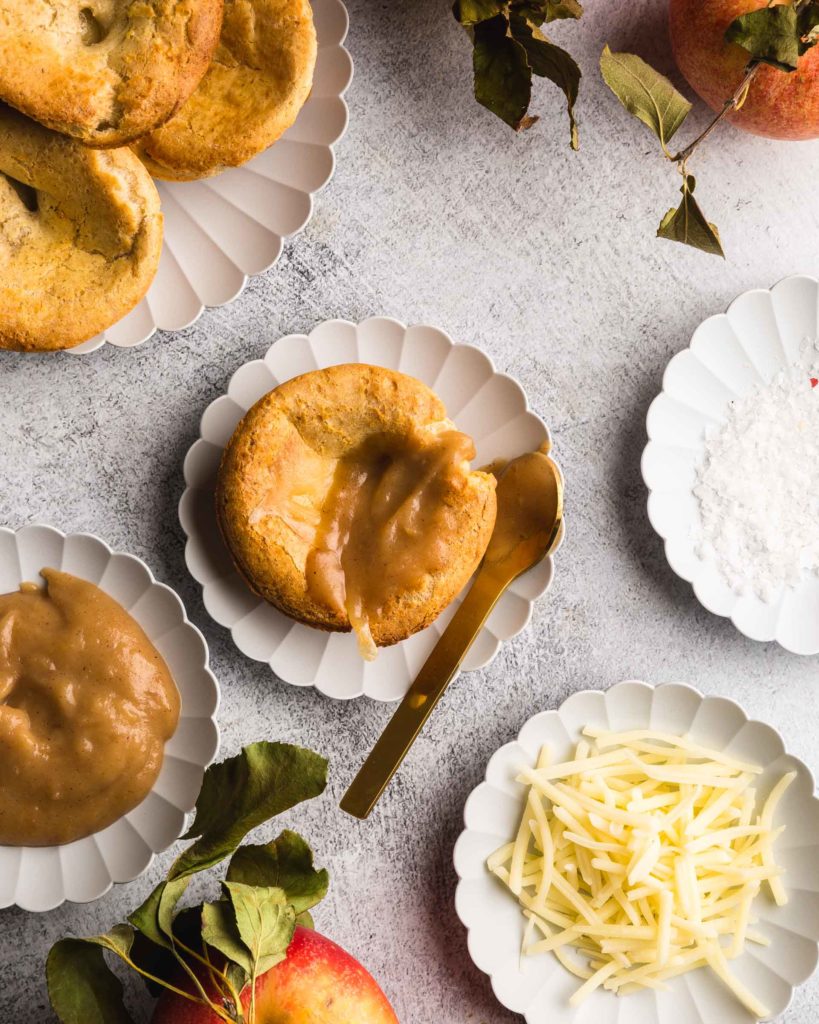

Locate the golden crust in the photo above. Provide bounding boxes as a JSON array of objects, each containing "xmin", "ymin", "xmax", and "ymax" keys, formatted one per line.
[
  {"xmin": 0, "ymin": 105, "xmax": 162, "ymax": 352},
  {"xmin": 133, "ymin": 0, "xmax": 316, "ymax": 181},
  {"xmin": 0, "ymin": 0, "xmax": 223, "ymax": 148},
  {"xmin": 216, "ymin": 364, "xmax": 498, "ymax": 648}
]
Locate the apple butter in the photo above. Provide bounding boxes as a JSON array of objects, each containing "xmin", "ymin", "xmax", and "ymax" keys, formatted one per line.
[
  {"xmin": 305, "ymin": 428, "xmax": 478, "ymax": 659},
  {"xmin": 0, "ymin": 568, "xmax": 180, "ymax": 846}
]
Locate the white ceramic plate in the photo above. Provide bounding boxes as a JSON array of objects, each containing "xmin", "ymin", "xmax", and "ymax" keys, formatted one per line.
[
  {"xmin": 454, "ymin": 680, "xmax": 819, "ymax": 1024},
  {"xmin": 179, "ymin": 316, "xmax": 562, "ymax": 701},
  {"xmin": 70, "ymin": 0, "xmax": 352, "ymax": 354},
  {"xmin": 0, "ymin": 525, "xmax": 220, "ymax": 911},
  {"xmin": 642, "ymin": 275, "xmax": 819, "ymax": 655}
]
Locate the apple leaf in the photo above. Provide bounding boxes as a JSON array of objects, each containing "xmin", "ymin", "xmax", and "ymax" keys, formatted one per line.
[
  {"xmin": 225, "ymin": 882, "xmax": 296, "ymax": 978},
  {"xmin": 600, "ymin": 45, "xmax": 691, "ymax": 153},
  {"xmin": 657, "ymin": 175, "xmax": 724, "ymax": 257},
  {"xmin": 510, "ymin": 15, "xmax": 580, "ymax": 147},
  {"xmin": 129, "ymin": 743, "xmax": 326, "ymax": 951},
  {"xmin": 226, "ymin": 962, "xmax": 250, "ymax": 1002},
  {"xmin": 452, "ymin": 0, "xmax": 506, "ymax": 25},
  {"xmin": 47, "ymin": 928, "xmax": 136, "ymax": 1024},
  {"xmin": 512, "ymin": 0, "xmax": 583, "ymax": 24},
  {"xmin": 49, "ymin": 743, "xmax": 329, "ymax": 1024},
  {"xmin": 542, "ymin": 0, "xmax": 583, "ymax": 21},
  {"xmin": 472, "ymin": 14, "xmax": 534, "ymax": 130},
  {"xmin": 174, "ymin": 742, "xmax": 328, "ymax": 880},
  {"xmin": 227, "ymin": 830, "xmax": 329, "ymax": 915},
  {"xmin": 725, "ymin": 4, "xmax": 801, "ymax": 71},
  {"xmin": 452, "ymin": 0, "xmax": 584, "ymax": 136},
  {"xmin": 128, "ymin": 873, "xmax": 190, "ymax": 950},
  {"xmin": 202, "ymin": 899, "xmax": 254, "ymax": 976}
]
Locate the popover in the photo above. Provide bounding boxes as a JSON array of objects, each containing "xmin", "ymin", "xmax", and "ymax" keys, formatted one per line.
[
  {"xmin": 0, "ymin": 0, "xmax": 223, "ymax": 147},
  {"xmin": 0, "ymin": 105, "xmax": 162, "ymax": 351},
  {"xmin": 133, "ymin": 0, "xmax": 316, "ymax": 181},
  {"xmin": 216, "ymin": 364, "xmax": 498, "ymax": 658}
]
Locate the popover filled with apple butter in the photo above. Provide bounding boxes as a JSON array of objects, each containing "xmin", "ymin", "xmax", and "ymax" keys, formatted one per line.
[{"xmin": 216, "ymin": 364, "xmax": 497, "ymax": 659}]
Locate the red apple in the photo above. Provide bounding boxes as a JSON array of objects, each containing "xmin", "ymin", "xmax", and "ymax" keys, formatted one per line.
[
  {"xmin": 151, "ymin": 926, "xmax": 399, "ymax": 1023},
  {"xmin": 669, "ymin": 0, "xmax": 819, "ymax": 139}
]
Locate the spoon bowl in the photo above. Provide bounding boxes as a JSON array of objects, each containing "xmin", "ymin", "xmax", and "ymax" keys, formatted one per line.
[{"xmin": 484, "ymin": 446, "xmax": 563, "ymax": 575}]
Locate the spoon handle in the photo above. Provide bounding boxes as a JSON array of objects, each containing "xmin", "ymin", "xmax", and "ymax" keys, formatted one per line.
[{"xmin": 340, "ymin": 563, "xmax": 510, "ymax": 820}]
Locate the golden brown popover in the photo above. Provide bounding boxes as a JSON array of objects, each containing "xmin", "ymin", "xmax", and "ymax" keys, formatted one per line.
[
  {"xmin": 133, "ymin": 0, "xmax": 316, "ymax": 181},
  {"xmin": 0, "ymin": 0, "xmax": 223, "ymax": 148},
  {"xmin": 0, "ymin": 104, "xmax": 162, "ymax": 351},
  {"xmin": 216, "ymin": 364, "xmax": 497, "ymax": 658}
]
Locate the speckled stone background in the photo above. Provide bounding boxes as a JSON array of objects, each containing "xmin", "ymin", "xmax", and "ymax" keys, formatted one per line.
[{"xmin": 2, "ymin": 1, "xmax": 819, "ymax": 1021}]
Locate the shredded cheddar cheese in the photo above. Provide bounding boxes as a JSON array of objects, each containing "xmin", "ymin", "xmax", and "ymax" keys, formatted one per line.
[{"xmin": 488, "ymin": 727, "xmax": 796, "ymax": 1017}]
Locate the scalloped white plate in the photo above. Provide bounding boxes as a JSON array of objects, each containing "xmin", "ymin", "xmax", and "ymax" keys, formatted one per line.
[
  {"xmin": 179, "ymin": 316, "xmax": 562, "ymax": 701},
  {"xmin": 0, "ymin": 524, "xmax": 220, "ymax": 911},
  {"xmin": 454, "ymin": 680, "xmax": 819, "ymax": 1024},
  {"xmin": 70, "ymin": 0, "xmax": 352, "ymax": 354},
  {"xmin": 643, "ymin": 275, "xmax": 819, "ymax": 655}
]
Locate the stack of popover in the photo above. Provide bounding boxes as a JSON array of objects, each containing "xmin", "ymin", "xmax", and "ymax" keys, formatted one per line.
[{"xmin": 0, "ymin": 0, "xmax": 316, "ymax": 352}]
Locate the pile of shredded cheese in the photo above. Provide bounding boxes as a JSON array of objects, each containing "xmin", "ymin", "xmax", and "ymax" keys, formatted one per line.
[{"xmin": 488, "ymin": 727, "xmax": 795, "ymax": 1017}]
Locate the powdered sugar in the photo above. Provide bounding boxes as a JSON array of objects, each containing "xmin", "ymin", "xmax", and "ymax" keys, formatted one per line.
[{"xmin": 694, "ymin": 339, "xmax": 819, "ymax": 602}]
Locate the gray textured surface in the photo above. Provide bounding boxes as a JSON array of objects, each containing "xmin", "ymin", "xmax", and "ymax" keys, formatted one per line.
[{"xmin": 2, "ymin": 0, "xmax": 819, "ymax": 1021}]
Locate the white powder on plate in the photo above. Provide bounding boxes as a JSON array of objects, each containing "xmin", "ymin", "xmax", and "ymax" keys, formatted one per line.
[{"xmin": 694, "ymin": 338, "xmax": 819, "ymax": 601}]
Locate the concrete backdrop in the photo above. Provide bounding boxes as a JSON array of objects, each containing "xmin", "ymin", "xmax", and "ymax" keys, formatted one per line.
[{"xmin": 2, "ymin": 0, "xmax": 818, "ymax": 1020}]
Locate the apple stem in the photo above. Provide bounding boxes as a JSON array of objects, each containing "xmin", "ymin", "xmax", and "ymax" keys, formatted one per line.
[
  {"xmin": 670, "ymin": 61, "xmax": 761, "ymax": 165},
  {"xmin": 168, "ymin": 941, "xmax": 239, "ymax": 1023},
  {"xmin": 175, "ymin": 935, "xmax": 245, "ymax": 1020},
  {"xmin": 113, "ymin": 950, "xmax": 237, "ymax": 1023}
]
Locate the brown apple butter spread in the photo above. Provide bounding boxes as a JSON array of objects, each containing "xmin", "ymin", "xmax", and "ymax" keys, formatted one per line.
[
  {"xmin": 0, "ymin": 569, "xmax": 180, "ymax": 846},
  {"xmin": 305, "ymin": 428, "xmax": 478, "ymax": 659}
]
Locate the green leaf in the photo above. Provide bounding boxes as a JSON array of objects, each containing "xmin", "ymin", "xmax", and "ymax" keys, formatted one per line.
[
  {"xmin": 50, "ymin": 746, "xmax": 328, "ymax": 1024},
  {"xmin": 511, "ymin": 0, "xmax": 583, "ymax": 23},
  {"xmin": 600, "ymin": 45, "xmax": 691, "ymax": 152},
  {"xmin": 225, "ymin": 961, "xmax": 250, "ymax": 1000},
  {"xmin": 174, "ymin": 742, "xmax": 328, "ymax": 881},
  {"xmin": 473, "ymin": 14, "xmax": 534, "ymax": 130},
  {"xmin": 128, "ymin": 874, "xmax": 190, "ymax": 950},
  {"xmin": 510, "ymin": 16, "xmax": 580, "ymax": 148},
  {"xmin": 452, "ymin": 0, "xmax": 506, "ymax": 25},
  {"xmin": 542, "ymin": 0, "xmax": 583, "ymax": 21},
  {"xmin": 129, "ymin": 743, "xmax": 325, "ymax": 956},
  {"xmin": 97, "ymin": 925, "xmax": 136, "ymax": 958},
  {"xmin": 202, "ymin": 900, "xmax": 254, "ymax": 976},
  {"xmin": 47, "ymin": 930, "xmax": 135, "ymax": 1024},
  {"xmin": 657, "ymin": 175, "xmax": 725, "ymax": 257},
  {"xmin": 225, "ymin": 883, "xmax": 297, "ymax": 977},
  {"xmin": 227, "ymin": 830, "xmax": 329, "ymax": 915},
  {"xmin": 725, "ymin": 5, "xmax": 800, "ymax": 71},
  {"xmin": 296, "ymin": 910, "xmax": 315, "ymax": 929}
]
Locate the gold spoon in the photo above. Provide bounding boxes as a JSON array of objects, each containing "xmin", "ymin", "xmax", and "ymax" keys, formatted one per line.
[{"xmin": 340, "ymin": 444, "xmax": 564, "ymax": 819}]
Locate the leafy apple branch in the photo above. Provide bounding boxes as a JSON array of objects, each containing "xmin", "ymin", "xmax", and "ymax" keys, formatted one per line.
[
  {"xmin": 452, "ymin": 0, "xmax": 583, "ymax": 145},
  {"xmin": 452, "ymin": 1, "xmax": 819, "ymax": 257},
  {"xmin": 601, "ymin": 0, "xmax": 819, "ymax": 256},
  {"xmin": 46, "ymin": 742, "xmax": 330, "ymax": 1024}
]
